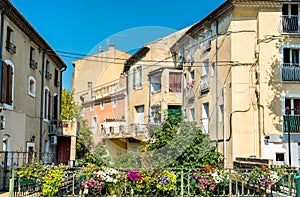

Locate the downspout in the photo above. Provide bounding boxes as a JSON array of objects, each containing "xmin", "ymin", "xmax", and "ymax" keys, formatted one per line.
[
  {"xmin": 215, "ymin": 20, "xmax": 219, "ymax": 152},
  {"xmin": 59, "ymin": 65, "xmax": 67, "ymax": 116},
  {"xmin": 148, "ymin": 75, "xmax": 151, "ymax": 124},
  {"xmin": 0, "ymin": 8, "xmax": 9, "ymax": 100},
  {"xmin": 223, "ymin": 86, "xmax": 227, "ymax": 169},
  {"xmin": 39, "ymin": 50, "xmax": 46, "ymax": 161}
]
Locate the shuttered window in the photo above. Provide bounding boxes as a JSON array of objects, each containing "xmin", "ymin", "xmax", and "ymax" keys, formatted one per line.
[
  {"xmin": 1, "ymin": 61, "xmax": 13, "ymax": 106},
  {"xmin": 169, "ymin": 72, "xmax": 182, "ymax": 92}
]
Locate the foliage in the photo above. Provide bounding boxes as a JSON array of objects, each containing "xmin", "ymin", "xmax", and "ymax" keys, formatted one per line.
[
  {"xmin": 93, "ymin": 142, "xmax": 111, "ymax": 165},
  {"xmin": 244, "ymin": 165, "xmax": 286, "ymax": 188},
  {"xmin": 112, "ymin": 151, "xmax": 142, "ymax": 169},
  {"xmin": 146, "ymin": 112, "xmax": 223, "ymax": 169},
  {"xmin": 189, "ymin": 166, "xmax": 228, "ymax": 196},
  {"xmin": 155, "ymin": 170, "xmax": 176, "ymax": 192},
  {"xmin": 61, "ymin": 88, "xmax": 93, "ymax": 159},
  {"xmin": 16, "ymin": 163, "xmax": 68, "ymax": 197},
  {"xmin": 80, "ymin": 165, "xmax": 121, "ymax": 195}
]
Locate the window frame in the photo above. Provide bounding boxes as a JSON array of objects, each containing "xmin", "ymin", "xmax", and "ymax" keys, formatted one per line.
[
  {"xmin": 28, "ymin": 76, "xmax": 36, "ymax": 97},
  {"xmin": 43, "ymin": 86, "xmax": 51, "ymax": 121},
  {"xmin": 2, "ymin": 60, "xmax": 14, "ymax": 110}
]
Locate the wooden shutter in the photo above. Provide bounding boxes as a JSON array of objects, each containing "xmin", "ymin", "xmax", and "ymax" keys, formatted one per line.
[
  {"xmin": 44, "ymin": 89, "xmax": 47, "ymax": 118},
  {"xmin": 7, "ymin": 65, "xmax": 12, "ymax": 105},
  {"xmin": 48, "ymin": 92, "xmax": 51, "ymax": 120},
  {"xmin": 133, "ymin": 68, "xmax": 136, "ymax": 89},
  {"xmin": 1, "ymin": 61, "xmax": 7, "ymax": 103}
]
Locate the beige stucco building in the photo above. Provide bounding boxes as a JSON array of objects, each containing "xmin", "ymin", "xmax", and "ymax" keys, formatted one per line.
[
  {"xmin": 124, "ymin": 28, "xmax": 189, "ymax": 144},
  {"xmin": 0, "ymin": 0, "xmax": 76, "ymax": 190},
  {"xmin": 170, "ymin": 0, "xmax": 300, "ymax": 168}
]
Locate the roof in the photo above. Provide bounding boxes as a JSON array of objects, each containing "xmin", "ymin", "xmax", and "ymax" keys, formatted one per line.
[{"xmin": 0, "ymin": 0, "xmax": 66, "ymax": 69}]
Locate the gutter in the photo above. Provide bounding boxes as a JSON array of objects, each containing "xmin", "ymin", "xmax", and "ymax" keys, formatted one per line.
[
  {"xmin": 59, "ymin": 65, "xmax": 67, "ymax": 116},
  {"xmin": 39, "ymin": 50, "xmax": 46, "ymax": 161},
  {"xmin": 0, "ymin": 8, "xmax": 11, "ymax": 101}
]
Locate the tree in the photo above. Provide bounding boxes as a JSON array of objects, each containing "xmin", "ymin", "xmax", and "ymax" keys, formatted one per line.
[
  {"xmin": 145, "ymin": 112, "xmax": 223, "ymax": 169},
  {"xmin": 61, "ymin": 88, "xmax": 93, "ymax": 159}
]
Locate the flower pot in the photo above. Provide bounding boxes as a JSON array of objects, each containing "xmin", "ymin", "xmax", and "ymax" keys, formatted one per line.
[{"xmin": 18, "ymin": 177, "xmax": 36, "ymax": 185}]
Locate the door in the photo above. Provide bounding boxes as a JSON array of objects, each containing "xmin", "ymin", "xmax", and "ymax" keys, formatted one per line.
[{"xmin": 58, "ymin": 138, "xmax": 70, "ymax": 164}]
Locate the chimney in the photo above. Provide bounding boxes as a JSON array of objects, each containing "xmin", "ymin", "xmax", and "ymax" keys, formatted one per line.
[
  {"xmin": 108, "ymin": 44, "xmax": 115, "ymax": 51},
  {"xmin": 88, "ymin": 82, "xmax": 92, "ymax": 99}
]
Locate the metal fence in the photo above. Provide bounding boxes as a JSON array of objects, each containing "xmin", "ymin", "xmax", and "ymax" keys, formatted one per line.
[
  {"xmin": 8, "ymin": 168, "xmax": 299, "ymax": 197},
  {"xmin": 0, "ymin": 151, "xmax": 56, "ymax": 192}
]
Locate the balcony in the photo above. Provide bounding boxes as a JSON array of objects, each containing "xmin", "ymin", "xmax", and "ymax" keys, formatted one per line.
[
  {"xmin": 45, "ymin": 71, "xmax": 52, "ymax": 80},
  {"xmin": 29, "ymin": 59, "xmax": 38, "ymax": 70},
  {"xmin": 281, "ymin": 63, "xmax": 300, "ymax": 81},
  {"xmin": 283, "ymin": 115, "xmax": 300, "ymax": 133},
  {"xmin": 281, "ymin": 15, "xmax": 299, "ymax": 34},
  {"xmin": 200, "ymin": 75, "xmax": 210, "ymax": 93},
  {"xmin": 100, "ymin": 123, "xmax": 147, "ymax": 140},
  {"xmin": 6, "ymin": 42, "xmax": 16, "ymax": 54}
]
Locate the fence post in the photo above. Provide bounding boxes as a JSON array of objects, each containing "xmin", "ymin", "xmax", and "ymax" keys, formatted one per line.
[
  {"xmin": 229, "ymin": 170, "xmax": 232, "ymax": 197},
  {"xmin": 9, "ymin": 168, "xmax": 14, "ymax": 197}
]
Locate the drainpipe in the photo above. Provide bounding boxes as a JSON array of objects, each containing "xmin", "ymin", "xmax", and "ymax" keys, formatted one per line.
[
  {"xmin": 59, "ymin": 65, "xmax": 67, "ymax": 117},
  {"xmin": 215, "ymin": 20, "xmax": 219, "ymax": 152},
  {"xmin": 39, "ymin": 50, "xmax": 46, "ymax": 161},
  {"xmin": 148, "ymin": 75, "xmax": 151, "ymax": 124},
  {"xmin": 223, "ymin": 86, "xmax": 227, "ymax": 169},
  {"xmin": 0, "ymin": 8, "xmax": 10, "ymax": 100}
]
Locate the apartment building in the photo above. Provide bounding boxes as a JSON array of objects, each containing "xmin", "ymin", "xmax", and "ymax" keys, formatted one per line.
[
  {"xmin": 0, "ymin": 0, "xmax": 68, "ymax": 176},
  {"xmin": 124, "ymin": 28, "xmax": 189, "ymax": 145},
  {"xmin": 171, "ymin": 0, "xmax": 300, "ymax": 168},
  {"xmin": 73, "ymin": 46, "xmax": 132, "ymax": 155}
]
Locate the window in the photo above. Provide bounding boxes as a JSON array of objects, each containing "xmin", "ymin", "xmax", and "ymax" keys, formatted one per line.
[
  {"xmin": 53, "ymin": 94, "xmax": 58, "ymax": 120},
  {"xmin": 202, "ymin": 103, "xmax": 209, "ymax": 134},
  {"xmin": 92, "ymin": 116, "xmax": 97, "ymax": 134},
  {"xmin": 100, "ymin": 124, "xmax": 104, "ymax": 135},
  {"xmin": 282, "ymin": 4, "xmax": 299, "ymax": 33},
  {"xmin": 45, "ymin": 60, "xmax": 52, "ymax": 80},
  {"xmin": 100, "ymin": 101, "xmax": 104, "ymax": 110},
  {"xmin": 43, "ymin": 86, "xmax": 51, "ymax": 120},
  {"xmin": 112, "ymin": 98, "xmax": 117, "ymax": 108},
  {"xmin": 189, "ymin": 108, "xmax": 195, "ymax": 121},
  {"xmin": 276, "ymin": 153, "xmax": 285, "ymax": 161},
  {"xmin": 189, "ymin": 70, "xmax": 195, "ymax": 81},
  {"xmin": 201, "ymin": 60, "xmax": 210, "ymax": 92},
  {"xmin": 282, "ymin": 47, "xmax": 300, "ymax": 81},
  {"xmin": 1, "ymin": 60, "xmax": 14, "ymax": 109},
  {"xmin": 169, "ymin": 72, "xmax": 181, "ymax": 92},
  {"xmin": 109, "ymin": 126, "xmax": 114, "ymax": 134},
  {"xmin": 29, "ymin": 47, "xmax": 37, "ymax": 69},
  {"xmin": 54, "ymin": 68, "xmax": 59, "ymax": 87},
  {"xmin": 133, "ymin": 66, "xmax": 142, "ymax": 89},
  {"xmin": 90, "ymin": 103, "xmax": 94, "ymax": 111},
  {"xmin": 28, "ymin": 76, "xmax": 36, "ymax": 97},
  {"xmin": 6, "ymin": 26, "xmax": 16, "ymax": 54},
  {"xmin": 150, "ymin": 73, "xmax": 161, "ymax": 93},
  {"xmin": 135, "ymin": 105, "xmax": 144, "ymax": 124},
  {"xmin": 285, "ymin": 98, "xmax": 300, "ymax": 115}
]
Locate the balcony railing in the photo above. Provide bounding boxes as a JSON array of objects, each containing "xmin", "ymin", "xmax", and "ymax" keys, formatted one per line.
[
  {"xmin": 283, "ymin": 115, "xmax": 300, "ymax": 133},
  {"xmin": 29, "ymin": 59, "xmax": 38, "ymax": 70},
  {"xmin": 281, "ymin": 63, "xmax": 300, "ymax": 81},
  {"xmin": 200, "ymin": 75, "xmax": 210, "ymax": 92},
  {"xmin": 281, "ymin": 15, "xmax": 299, "ymax": 33},
  {"xmin": 100, "ymin": 124, "xmax": 147, "ymax": 139}
]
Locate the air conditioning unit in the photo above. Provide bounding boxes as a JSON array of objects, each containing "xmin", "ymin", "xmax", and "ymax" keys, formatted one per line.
[
  {"xmin": 48, "ymin": 124, "xmax": 56, "ymax": 134},
  {"xmin": 0, "ymin": 116, "xmax": 5, "ymax": 129},
  {"xmin": 50, "ymin": 136, "xmax": 57, "ymax": 145}
]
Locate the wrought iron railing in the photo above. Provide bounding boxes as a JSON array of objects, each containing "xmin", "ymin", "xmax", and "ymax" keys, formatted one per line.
[
  {"xmin": 281, "ymin": 63, "xmax": 300, "ymax": 81},
  {"xmin": 281, "ymin": 15, "xmax": 300, "ymax": 33},
  {"xmin": 283, "ymin": 115, "xmax": 300, "ymax": 133},
  {"xmin": 9, "ymin": 168, "xmax": 298, "ymax": 197}
]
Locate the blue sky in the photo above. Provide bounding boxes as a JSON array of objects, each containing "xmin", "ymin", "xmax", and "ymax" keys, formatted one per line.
[{"xmin": 10, "ymin": 0, "xmax": 225, "ymax": 90}]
